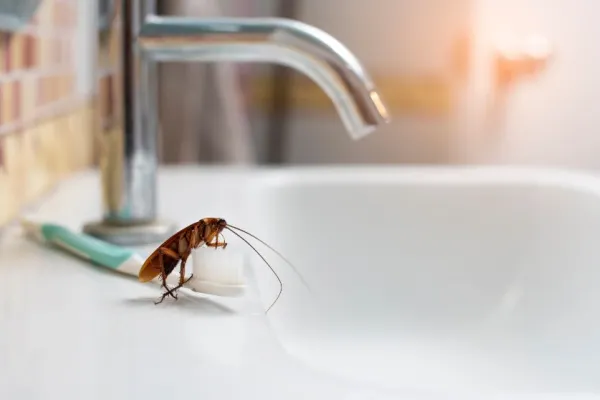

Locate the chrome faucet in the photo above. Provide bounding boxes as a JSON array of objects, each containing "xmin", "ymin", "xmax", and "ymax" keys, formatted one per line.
[{"xmin": 83, "ymin": 0, "xmax": 390, "ymax": 246}]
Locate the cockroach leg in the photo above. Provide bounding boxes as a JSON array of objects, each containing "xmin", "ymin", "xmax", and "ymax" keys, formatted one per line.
[
  {"xmin": 156, "ymin": 276, "xmax": 193, "ymax": 304},
  {"xmin": 206, "ymin": 237, "xmax": 227, "ymax": 249},
  {"xmin": 154, "ymin": 247, "xmax": 180, "ymax": 304},
  {"xmin": 218, "ymin": 234, "xmax": 228, "ymax": 249},
  {"xmin": 154, "ymin": 290, "xmax": 172, "ymax": 305},
  {"xmin": 178, "ymin": 253, "xmax": 190, "ymax": 286},
  {"xmin": 155, "ymin": 278, "xmax": 177, "ymax": 305},
  {"xmin": 161, "ymin": 256, "xmax": 194, "ymax": 302},
  {"xmin": 159, "ymin": 249, "xmax": 176, "ymax": 298},
  {"xmin": 166, "ymin": 274, "xmax": 194, "ymax": 295},
  {"xmin": 154, "ymin": 278, "xmax": 176, "ymax": 305},
  {"xmin": 156, "ymin": 253, "xmax": 197, "ymax": 305}
]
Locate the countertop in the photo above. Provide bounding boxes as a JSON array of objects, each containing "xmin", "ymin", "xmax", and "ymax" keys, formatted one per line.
[{"xmin": 0, "ymin": 167, "xmax": 405, "ymax": 400}]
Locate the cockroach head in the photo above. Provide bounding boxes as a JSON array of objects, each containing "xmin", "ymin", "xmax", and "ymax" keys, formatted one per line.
[{"xmin": 204, "ymin": 217, "xmax": 227, "ymax": 232}]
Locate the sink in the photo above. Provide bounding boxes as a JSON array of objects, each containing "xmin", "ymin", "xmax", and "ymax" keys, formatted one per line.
[
  {"xmin": 243, "ymin": 166, "xmax": 600, "ymax": 395},
  {"xmin": 2, "ymin": 166, "xmax": 600, "ymax": 398}
]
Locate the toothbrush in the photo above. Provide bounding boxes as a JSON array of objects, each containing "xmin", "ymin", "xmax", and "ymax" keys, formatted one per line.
[{"xmin": 20, "ymin": 218, "xmax": 246, "ymax": 297}]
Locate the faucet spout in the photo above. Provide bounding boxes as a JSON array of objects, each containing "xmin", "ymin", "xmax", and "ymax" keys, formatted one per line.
[
  {"xmin": 139, "ymin": 16, "xmax": 389, "ymax": 138},
  {"xmin": 83, "ymin": 2, "xmax": 390, "ymax": 246}
]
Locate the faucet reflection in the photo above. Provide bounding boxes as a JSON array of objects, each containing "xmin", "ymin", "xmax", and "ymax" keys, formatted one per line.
[{"xmin": 83, "ymin": 0, "xmax": 390, "ymax": 246}]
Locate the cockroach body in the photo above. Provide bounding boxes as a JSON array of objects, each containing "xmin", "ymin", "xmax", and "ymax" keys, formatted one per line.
[
  {"xmin": 138, "ymin": 217, "xmax": 228, "ymax": 304},
  {"xmin": 137, "ymin": 217, "xmax": 306, "ymax": 312}
]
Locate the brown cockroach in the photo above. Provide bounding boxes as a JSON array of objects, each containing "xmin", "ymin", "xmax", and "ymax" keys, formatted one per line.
[{"xmin": 137, "ymin": 217, "xmax": 307, "ymax": 312}]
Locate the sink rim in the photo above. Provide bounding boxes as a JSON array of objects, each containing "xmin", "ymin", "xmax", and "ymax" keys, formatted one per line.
[{"xmin": 245, "ymin": 164, "xmax": 600, "ymax": 191}]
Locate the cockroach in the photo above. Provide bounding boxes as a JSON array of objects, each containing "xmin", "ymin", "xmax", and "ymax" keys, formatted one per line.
[{"xmin": 137, "ymin": 217, "xmax": 308, "ymax": 313}]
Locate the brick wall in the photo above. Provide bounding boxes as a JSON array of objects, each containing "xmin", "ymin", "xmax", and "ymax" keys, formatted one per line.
[{"xmin": 0, "ymin": 0, "xmax": 104, "ymax": 225}]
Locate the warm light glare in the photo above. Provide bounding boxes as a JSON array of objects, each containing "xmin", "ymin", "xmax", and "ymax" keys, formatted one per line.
[
  {"xmin": 494, "ymin": 32, "xmax": 552, "ymax": 61},
  {"xmin": 494, "ymin": 32, "xmax": 520, "ymax": 60},
  {"xmin": 524, "ymin": 34, "xmax": 552, "ymax": 59}
]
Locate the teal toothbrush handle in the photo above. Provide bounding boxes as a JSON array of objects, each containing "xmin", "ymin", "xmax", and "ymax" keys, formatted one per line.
[{"xmin": 40, "ymin": 224, "xmax": 135, "ymax": 269}]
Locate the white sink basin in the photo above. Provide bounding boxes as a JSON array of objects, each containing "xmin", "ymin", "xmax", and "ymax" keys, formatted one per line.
[
  {"xmin": 244, "ymin": 167, "xmax": 600, "ymax": 395},
  {"xmin": 2, "ymin": 166, "xmax": 600, "ymax": 399}
]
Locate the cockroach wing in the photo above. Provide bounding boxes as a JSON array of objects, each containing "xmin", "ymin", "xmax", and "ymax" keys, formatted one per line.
[
  {"xmin": 137, "ymin": 243, "xmax": 181, "ymax": 282},
  {"xmin": 137, "ymin": 221, "xmax": 200, "ymax": 282}
]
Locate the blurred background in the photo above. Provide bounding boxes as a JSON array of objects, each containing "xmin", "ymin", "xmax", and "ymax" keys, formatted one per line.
[{"xmin": 0, "ymin": 0, "xmax": 596, "ymax": 224}]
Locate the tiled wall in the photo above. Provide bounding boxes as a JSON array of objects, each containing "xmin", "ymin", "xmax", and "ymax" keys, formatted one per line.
[{"xmin": 0, "ymin": 0, "xmax": 99, "ymax": 225}]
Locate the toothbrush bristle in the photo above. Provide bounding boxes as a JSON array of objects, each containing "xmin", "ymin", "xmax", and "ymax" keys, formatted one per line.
[{"xmin": 191, "ymin": 248, "xmax": 244, "ymax": 286}]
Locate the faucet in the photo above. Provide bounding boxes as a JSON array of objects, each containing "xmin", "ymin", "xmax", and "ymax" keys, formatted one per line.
[{"xmin": 83, "ymin": 0, "xmax": 390, "ymax": 246}]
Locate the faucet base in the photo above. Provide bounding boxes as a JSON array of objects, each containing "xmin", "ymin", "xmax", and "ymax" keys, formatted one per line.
[{"xmin": 82, "ymin": 220, "xmax": 176, "ymax": 247}]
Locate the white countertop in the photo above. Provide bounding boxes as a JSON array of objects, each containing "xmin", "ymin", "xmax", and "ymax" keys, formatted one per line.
[{"xmin": 0, "ymin": 167, "xmax": 405, "ymax": 400}]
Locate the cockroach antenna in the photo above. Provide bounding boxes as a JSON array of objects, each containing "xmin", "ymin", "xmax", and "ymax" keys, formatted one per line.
[{"xmin": 225, "ymin": 224, "xmax": 312, "ymax": 313}]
